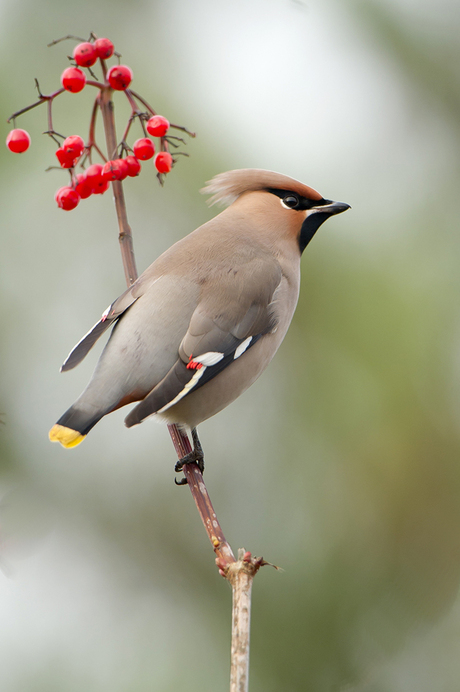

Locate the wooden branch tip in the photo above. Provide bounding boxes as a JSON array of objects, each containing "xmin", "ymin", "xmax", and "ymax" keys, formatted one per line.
[{"xmin": 224, "ymin": 549, "xmax": 274, "ymax": 584}]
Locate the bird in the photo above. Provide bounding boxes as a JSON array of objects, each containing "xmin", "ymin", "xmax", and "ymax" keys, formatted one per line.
[{"xmin": 49, "ymin": 168, "xmax": 349, "ymax": 477}]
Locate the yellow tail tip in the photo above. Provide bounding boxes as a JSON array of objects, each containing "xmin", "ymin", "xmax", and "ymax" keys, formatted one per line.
[{"xmin": 49, "ymin": 424, "xmax": 86, "ymax": 448}]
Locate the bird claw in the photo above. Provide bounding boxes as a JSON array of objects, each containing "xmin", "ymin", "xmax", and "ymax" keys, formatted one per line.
[
  {"xmin": 174, "ymin": 428, "xmax": 204, "ymax": 486},
  {"xmin": 174, "ymin": 448, "xmax": 204, "ymax": 473}
]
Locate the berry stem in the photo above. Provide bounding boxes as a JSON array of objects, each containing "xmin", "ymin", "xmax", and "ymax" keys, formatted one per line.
[
  {"xmin": 127, "ymin": 89, "xmax": 157, "ymax": 116},
  {"xmin": 47, "ymin": 34, "xmax": 88, "ymax": 47},
  {"xmin": 45, "ymin": 97, "xmax": 65, "ymax": 145},
  {"xmin": 99, "ymin": 58, "xmax": 108, "ymax": 83},
  {"xmin": 87, "ymin": 94, "xmax": 99, "ymax": 151},
  {"xmin": 124, "ymin": 88, "xmax": 142, "ymax": 115},
  {"xmin": 169, "ymin": 123, "xmax": 197, "ymax": 138},
  {"xmin": 7, "ymin": 87, "xmax": 65, "ymax": 123},
  {"xmin": 120, "ymin": 115, "xmax": 137, "ymax": 148},
  {"xmin": 86, "ymin": 80, "xmax": 108, "ymax": 89},
  {"xmin": 86, "ymin": 94, "xmax": 108, "ymax": 164}
]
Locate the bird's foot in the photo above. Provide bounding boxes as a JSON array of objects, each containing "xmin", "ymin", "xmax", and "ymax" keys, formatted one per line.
[{"xmin": 174, "ymin": 428, "xmax": 204, "ymax": 486}]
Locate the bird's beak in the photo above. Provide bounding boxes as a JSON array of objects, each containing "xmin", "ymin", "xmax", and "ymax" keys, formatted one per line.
[{"xmin": 318, "ymin": 200, "xmax": 351, "ymax": 216}]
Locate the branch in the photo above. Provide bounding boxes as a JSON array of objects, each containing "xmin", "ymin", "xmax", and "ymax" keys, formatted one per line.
[
  {"xmin": 167, "ymin": 424, "xmax": 236, "ymax": 566},
  {"xmin": 228, "ymin": 552, "xmax": 260, "ymax": 692}
]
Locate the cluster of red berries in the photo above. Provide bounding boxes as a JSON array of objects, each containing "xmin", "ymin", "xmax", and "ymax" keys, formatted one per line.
[
  {"xmin": 52, "ymin": 135, "xmax": 173, "ymax": 211},
  {"xmin": 55, "ymin": 156, "xmax": 141, "ymax": 210},
  {"xmin": 6, "ymin": 35, "xmax": 186, "ymax": 211},
  {"xmin": 55, "ymin": 157, "xmax": 140, "ymax": 210},
  {"xmin": 6, "ymin": 119, "xmax": 174, "ymax": 210},
  {"xmin": 61, "ymin": 37, "xmax": 132, "ymax": 94},
  {"xmin": 133, "ymin": 115, "xmax": 173, "ymax": 173},
  {"xmin": 61, "ymin": 63, "xmax": 133, "ymax": 94}
]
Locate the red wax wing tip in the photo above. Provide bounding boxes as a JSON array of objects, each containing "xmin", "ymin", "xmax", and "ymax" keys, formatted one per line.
[{"xmin": 186, "ymin": 358, "xmax": 203, "ymax": 370}]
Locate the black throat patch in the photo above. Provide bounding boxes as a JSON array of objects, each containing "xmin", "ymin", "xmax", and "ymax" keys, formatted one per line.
[{"xmin": 298, "ymin": 212, "xmax": 331, "ymax": 254}]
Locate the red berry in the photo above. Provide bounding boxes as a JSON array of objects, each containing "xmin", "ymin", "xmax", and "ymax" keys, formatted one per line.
[
  {"xmin": 85, "ymin": 163, "xmax": 103, "ymax": 186},
  {"xmin": 115, "ymin": 158, "xmax": 129, "ymax": 180},
  {"xmin": 133, "ymin": 138, "xmax": 155, "ymax": 160},
  {"xmin": 55, "ymin": 147, "xmax": 76, "ymax": 168},
  {"xmin": 125, "ymin": 155, "xmax": 141, "ymax": 176},
  {"xmin": 94, "ymin": 38, "xmax": 114, "ymax": 59},
  {"xmin": 146, "ymin": 115, "xmax": 170, "ymax": 137},
  {"xmin": 6, "ymin": 128, "xmax": 31, "ymax": 153},
  {"xmin": 73, "ymin": 42, "xmax": 97, "ymax": 67},
  {"xmin": 101, "ymin": 160, "xmax": 118, "ymax": 182},
  {"xmin": 62, "ymin": 135, "xmax": 85, "ymax": 157},
  {"xmin": 154, "ymin": 151, "xmax": 173, "ymax": 174},
  {"xmin": 55, "ymin": 186, "xmax": 80, "ymax": 211},
  {"xmin": 75, "ymin": 173, "xmax": 93, "ymax": 199},
  {"xmin": 107, "ymin": 65, "xmax": 133, "ymax": 91},
  {"xmin": 61, "ymin": 67, "xmax": 86, "ymax": 93},
  {"xmin": 92, "ymin": 179, "xmax": 110, "ymax": 195},
  {"xmin": 101, "ymin": 159, "xmax": 128, "ymax": 181}
]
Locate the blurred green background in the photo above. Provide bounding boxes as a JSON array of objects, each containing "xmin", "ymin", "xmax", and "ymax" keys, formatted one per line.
[{"xmin": 1, "ymin": 1, "xmax": 460, "ymax": 690}]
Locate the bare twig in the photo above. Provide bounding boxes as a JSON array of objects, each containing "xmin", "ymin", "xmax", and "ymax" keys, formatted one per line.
[
  {"xmin": 47, "ymin": 34, "xmax": 88, "ymax": 47},
  {"xmin": 228, "ymin": 553, "xmax": 257, "ymax": 692}
]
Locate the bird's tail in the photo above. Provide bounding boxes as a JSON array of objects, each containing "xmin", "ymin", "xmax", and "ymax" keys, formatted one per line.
[
  {"xmin": 49, "ymin": 404, "xmax": 104, "ymax": 449},
  {"xmin": 49, "ymin": 424, "xmax": 86, "ymax": 448}
]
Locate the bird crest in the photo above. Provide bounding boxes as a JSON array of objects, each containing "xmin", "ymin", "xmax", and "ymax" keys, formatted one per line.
[{"xmin": 201, "ymin": 168, "xmax": 322, "ymax": 207}]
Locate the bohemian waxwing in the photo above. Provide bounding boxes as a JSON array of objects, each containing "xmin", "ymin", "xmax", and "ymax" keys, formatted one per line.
[{"xmin": 49, "ymin": 169, "xmax": 349, "ymax": 472}]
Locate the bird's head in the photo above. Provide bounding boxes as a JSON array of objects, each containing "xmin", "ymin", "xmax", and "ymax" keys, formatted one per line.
[{"xmin": 202, "ymin": 169, "xmax": 350, "ymax": 254}]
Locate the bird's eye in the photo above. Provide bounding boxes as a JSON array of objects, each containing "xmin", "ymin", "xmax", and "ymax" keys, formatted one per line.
[{"xmin": 281, "ymin": 195, "xmax": 300, "ymax": 209}]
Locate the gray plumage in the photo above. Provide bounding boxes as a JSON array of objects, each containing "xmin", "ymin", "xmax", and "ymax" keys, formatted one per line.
[{"xmin": 49, "ymin": 169, "xmax": 349, "ymax": 448}]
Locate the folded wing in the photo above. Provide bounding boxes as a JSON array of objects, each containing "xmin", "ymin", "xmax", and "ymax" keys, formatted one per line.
[{"xmin": 125, "ymin": 254, "xmax": 283, "ymax": 426}]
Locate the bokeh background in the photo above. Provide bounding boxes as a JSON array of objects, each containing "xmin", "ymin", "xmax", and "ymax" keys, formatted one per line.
[{"xmin": 1, "ymin": 1, "xmax": 460, "ymax": 690}]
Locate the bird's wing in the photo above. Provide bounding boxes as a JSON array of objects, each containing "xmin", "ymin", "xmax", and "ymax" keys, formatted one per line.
[
  {"xmin": 124, "ymin": 255, "xmax": 283, "ymax": 427},
  {"xmin": 60, "ymin": 274, "xmax": 155, "ymax": 372}
]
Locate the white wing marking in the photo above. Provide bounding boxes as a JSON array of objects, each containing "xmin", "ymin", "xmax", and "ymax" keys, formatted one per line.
[
  {"xmin": 194, "ymin": 351, "xmax": 224, "ymax": 366},
  {"xmin": 234, "ymin": 337, "xmax": 252, "ymax": 359},
  {"xmin": 157, "ymin": 366, "xmax": 207, "ymax": 413}
]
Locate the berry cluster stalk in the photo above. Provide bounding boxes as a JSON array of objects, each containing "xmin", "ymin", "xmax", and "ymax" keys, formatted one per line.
[{"xmin": 99, "ymin": 87, "xmax": 137, "ymax": 285}]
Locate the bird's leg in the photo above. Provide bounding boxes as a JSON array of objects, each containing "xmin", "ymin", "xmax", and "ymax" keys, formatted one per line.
[{"xmin": 174, "ymin": 427, "xmax": 204, "ymax": 486}]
